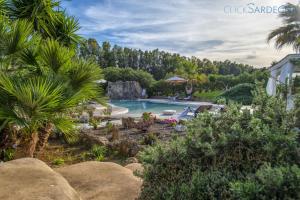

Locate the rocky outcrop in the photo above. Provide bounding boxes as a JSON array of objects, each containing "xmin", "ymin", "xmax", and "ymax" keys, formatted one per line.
[
  {"xmin": 109, "ymin": 138, "xmax": 141, "ymax": 157},
  {"xmin": 125, "ymin": 157, "xmax": 139, "ymax": 165},
  {"xmin": 0, "ymin": 158, "xmax": 80, "ymax": 200},
  {"xmin": 125, "ymin": 163, "xmax": 144, "ymax": 174},
  {"xmin": 56, "ymin": 161, "xmax": 142, "ymax": 200},
  {"xmin": 107, "ymin": 81, "xmax": 142, "ymax": 99},
  {"xmin": 81, "ymin": 131, "xmax": 110, "ymax": 146}
]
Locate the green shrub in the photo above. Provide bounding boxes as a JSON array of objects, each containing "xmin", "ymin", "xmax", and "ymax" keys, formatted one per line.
[
  {"xmin": 139, "ymin": 87, "xmax": 300, "ymax": 200},
  {"xmin": 2, "ymin": 148, "xmax": 15, "ymax": 162},
  {"xmin": 89, "ymin": 117, "xmax": 100, "ymax": 130},
  {"xmin": 90, "ymin": 145, "xmax": 107, "ymax": 161},
  {"xmin": 293, "ymin": 76, "xmax": 300, "ymax": 94},
  {"xmin": 230, "ymin": 164, "xmax": 300, "ymax": 200},
  {"xmin": 52, "ymin": 158, "xmax": 65, "ymax": 166},
  {"xmin": 103, "ymin": 67, "xmax": 155, "ymax": 89},
  {"xmin": 142, "ymin": 112, "xmax": 151, "ymax": 121},
  {"xmin": 142, "ymin": 133, "xmax": 158, "ymax": 145},
  {"xmin": 219, "ymin": 83, "xmax": 255, "ymax": 105},
  {"xmin": 148, "ymin": 80, "xmax": 185, "ymax": 97}
]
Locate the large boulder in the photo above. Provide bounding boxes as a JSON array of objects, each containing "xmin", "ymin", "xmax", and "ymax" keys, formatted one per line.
[
  {"xmin": 107, "ymin": 81, "xmax": 142, "ymax": 99},
  {"xmin": 56, "ymin": 161, "xmax": 142, "ymax": 200},
  {"xmin": 125, "ymin": 163, "xmax": 144, "ymax": 175},
  {"xmin": 0, "ymin": 158, "xmax": 80, "ymax": 200}
]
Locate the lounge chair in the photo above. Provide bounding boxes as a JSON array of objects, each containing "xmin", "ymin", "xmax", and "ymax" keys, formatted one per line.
[
  {"xmin": 178, "ymin": 105, "xmax": 224, "ymax": 120},
  {"xmin": 178, "ymin": 107, "xmax": 196, "ymax": 120},
  {"xmin": 168, "ymin": 94, "xmax": 179, "ymax": 101},
  {"xmin": 194, "ymin": 105, "xmax": 213, "ymax": 115},
  {"xmin": 163, "ymin": 110, "xmax": 177, "ymax": 115}
]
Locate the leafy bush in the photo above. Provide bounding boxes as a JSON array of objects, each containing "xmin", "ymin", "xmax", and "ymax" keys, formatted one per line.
[
  {"xmin": 142, "ymin": 133, "xmax": 158, "ymax": 145},
  {"xmin": 230, "ymin": 164, "xmax": 300, "ymax": 200},
  {"xmin": 293, "ymin": 76, "xmax": 300, "ymax": 94},
  {"xmin": 148, "ymin": 80, "xmax": 185, "ymax": 97},
  {"xmin": 103, "ymin": 67, "xmax": 155, "ymax": 89},
  {"xmin": 139, "ymin": 87, "xmax": 300, "ymax": 200},
  {"xmin": 142, "ymin": 112, "xmax": 151, "ymax": 121},
  {"xmin": 52, "ymin": 158, "xmax": 65, "ymax": 166},
  {"xmin": 219, "ymin": 83, "xmax": 255, "ymax": 105},
  {"xmin": 89, "ymin": 117, "xmax": 100, "ymax": 130},
  {"xmin": 90, "ymin": 145, "xmax": 107, "ymax": 161},
  {"xmin": 206, "ymin": 71, "xmax": 268, "ymax": 91},
  {"xmin": 2, "ymin": 148, "xmax": 15, "ymax": 162}
]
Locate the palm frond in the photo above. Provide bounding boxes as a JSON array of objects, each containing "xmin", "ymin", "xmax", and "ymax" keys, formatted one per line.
[
  {"xmin": 267, "ymin": 3, "xmax": 300, "ymax": 52},
  {"xmin": 0, "ymin": 72, "xmax": 65, "ymax": 131},
  {"xmin": 39, "ymin": 39, "xmax": 73, "ymax": 73},
  {"xmin": 49, "ymin": 12, "xmax": 82, "ymax": 48},
  {"xmin": 52, "ymin": 116, "xmax": 78, "ymax": 144},
  {"xmin": 62, "ymin": 58, "xmax": 102, "ymax": 106},
  {"xmin": 5, "ymin": 19, "xmax": 33, "ymax": 57},
  {"xmin": 8, "ymin": 0, "xmax": 60, "ymax": 37},
  {"xmin": 0, "ymin": 0, "xmax": 8, "ymax": 15}
]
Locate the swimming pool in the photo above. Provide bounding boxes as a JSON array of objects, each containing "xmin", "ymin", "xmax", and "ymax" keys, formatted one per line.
[{"xmin": 110, "ymin": 99, "xmax": 199, "ymax": 117}]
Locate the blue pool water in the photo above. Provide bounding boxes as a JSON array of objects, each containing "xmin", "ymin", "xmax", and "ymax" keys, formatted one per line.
[{"xmin": 110, "ymin": 100, "xmax": 196, "ymax": 116}]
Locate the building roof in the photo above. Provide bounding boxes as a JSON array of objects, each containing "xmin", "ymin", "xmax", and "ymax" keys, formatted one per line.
[{"xmin": 269, "ymin": 54, "xmax": 300, "ymax": 72}]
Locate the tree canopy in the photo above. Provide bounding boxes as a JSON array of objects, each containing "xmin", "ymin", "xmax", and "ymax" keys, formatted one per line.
[{"xmin": 79, "ymin": 39, "xmax": 257, "ymax": 80}]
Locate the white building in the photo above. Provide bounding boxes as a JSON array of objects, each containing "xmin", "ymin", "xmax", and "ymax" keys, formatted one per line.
[{"xmin": 266, "ymin": 54, "xmax": 300, "ymax": 109}]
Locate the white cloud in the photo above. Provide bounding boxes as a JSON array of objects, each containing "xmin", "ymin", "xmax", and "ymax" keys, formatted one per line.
[{"xmin": 65, "ymin": 0, "xmax": 299, "ymax": 67}]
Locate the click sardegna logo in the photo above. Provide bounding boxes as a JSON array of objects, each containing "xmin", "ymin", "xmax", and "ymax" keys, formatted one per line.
[{"xmin": 224, "ymin": 1, "xmax": 299, "ymax": 14}]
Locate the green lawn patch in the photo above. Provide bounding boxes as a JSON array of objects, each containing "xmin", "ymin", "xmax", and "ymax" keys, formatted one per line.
[{"xmin": 193, "ymin": 90, "xmax": 223, "ymax": 101}]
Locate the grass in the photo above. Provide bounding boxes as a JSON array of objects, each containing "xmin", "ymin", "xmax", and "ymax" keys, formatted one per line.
[
  {"xmin": 193, "ymin": 90, "xmax": 223, "ymax": 101},
  {"xmin": 52, "ymin": 158, "xmax": 65, "ymax": 166},
  {"xmin": 90, "ymin": 145, "xmax": 107, "ymax": 161}
]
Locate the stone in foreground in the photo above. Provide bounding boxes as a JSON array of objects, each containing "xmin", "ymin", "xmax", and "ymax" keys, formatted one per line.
[
  {"xmin": 56, "ymin": 161, "xmax": 142, "ymax": 200},
  {"xmin": 125, "ymin": 163, "xmax": 144, "ymax": 174},
  {"xmin": 0, "ymin": 158, "xmax": 80, "ymax": 200}
]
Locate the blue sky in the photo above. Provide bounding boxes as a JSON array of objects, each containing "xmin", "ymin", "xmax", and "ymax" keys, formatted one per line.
[{"xmin": 62, "ymin": 0, "xmax": 298, "ymax": 67}]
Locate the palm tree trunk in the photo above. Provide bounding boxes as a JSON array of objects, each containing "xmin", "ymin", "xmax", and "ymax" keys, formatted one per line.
[
  {"xmin": 36, "ymin": 123, "xmax": 53, "ymax": 152},
  {"xmin": 27, "ymin": 132, "xmax": 39, "ymax": 157}
]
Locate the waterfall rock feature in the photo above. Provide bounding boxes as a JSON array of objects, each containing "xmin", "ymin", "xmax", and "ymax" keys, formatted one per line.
[{"xmin": 107, "ymin": 81, "xmax": 142, "ymax": 99}]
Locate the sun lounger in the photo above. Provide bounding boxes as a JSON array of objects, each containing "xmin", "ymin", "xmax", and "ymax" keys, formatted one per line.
[
  {"xmin": 177, "ymin": 107, "xmax": 196, "ymax": 120},
  {"xmin": 163, "ymin": 110, "xmax": 177, "ymax": 115},
  {"xmin": 178, "ymin": 105, "xmax": 225, "ymax": 120},
  {"xmin": 168, "ymin": 94, "xmax": 179, "ymax": 101}
]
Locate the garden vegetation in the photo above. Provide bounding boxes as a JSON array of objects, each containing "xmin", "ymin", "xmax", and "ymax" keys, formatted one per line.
[
  {"xmin": 139, "ymin": 88, "xmax": 300, "ymax": 200},
  {"xmin": 0, "ymin": 0, "xmax": 103, "ymax": 159}
]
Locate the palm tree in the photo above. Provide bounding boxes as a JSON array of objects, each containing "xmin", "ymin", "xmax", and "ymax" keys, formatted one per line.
[
  {"xmin": 0, "ymin": 74, "xmax": 68, "ymax": 157},
  {"xmin": 48, "ymin": 12, "xmax": 82, "ymax": 48},
  {"xmin": 7, "ymin": 0, "xmax": 59, "ymax": 38},
  {"xmin": 18, "ymin": 40, "xmax": 103, "ymax": 153},
  {"xmin": 0, "ymin": 19, "xmax": 35, "ymax": 70},
  {"xmin": 0, "ymin": 17, "xmax": 103, "ymax": 155},
  {"xmin": 0, "ymin": 0, "xmax": 7, "ymax": 15},
  {"xmin": 7, "ymin": 0, "xmax": 82, "ymax": 48},
  {"xmin": 267, "ymin": 3, "xmax": 300, "ymax": 52}
]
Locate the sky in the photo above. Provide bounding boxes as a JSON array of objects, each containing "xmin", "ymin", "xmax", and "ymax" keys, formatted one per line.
[{"xmin": 62, "ymin": 0, "xmax": 300, "ymax": 68}]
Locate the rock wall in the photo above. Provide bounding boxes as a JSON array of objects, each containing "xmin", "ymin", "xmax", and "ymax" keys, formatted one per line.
[{"xmin": 107, "ymin": 81, "xmax": 142, "ymax": 99}]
